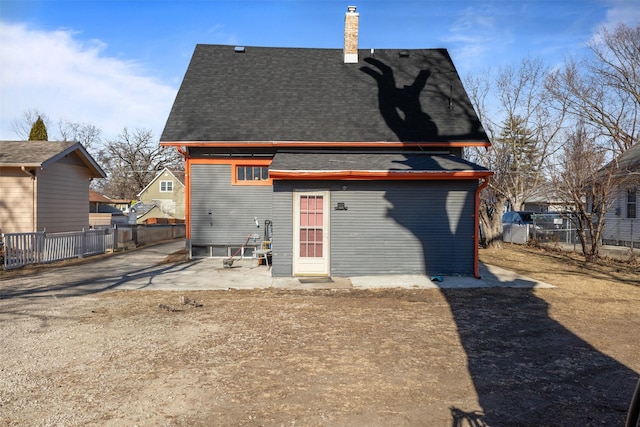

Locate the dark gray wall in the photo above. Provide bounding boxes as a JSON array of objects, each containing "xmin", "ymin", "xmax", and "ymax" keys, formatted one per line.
[
  {"xmin": 190, "ymin": 164, "xmax": 273, "ymax": 246},
  {"xmin": 271, "ymin": 184, "xmax": 295, "ymax": 276},
  {"xmin": 272, "ymin": 180, "xmax": 477, "ymax": 276}
]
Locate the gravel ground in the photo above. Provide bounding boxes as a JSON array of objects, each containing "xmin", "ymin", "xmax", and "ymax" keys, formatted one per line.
[{"xmin": 0, "ymin": 244, "xmax": 638, "ymax": 426}]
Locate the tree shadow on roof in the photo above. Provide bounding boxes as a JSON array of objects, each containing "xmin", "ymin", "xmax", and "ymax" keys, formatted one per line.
[{"xmin": 361, "ymin": 57, "xmax": 439, "ymax": 142}]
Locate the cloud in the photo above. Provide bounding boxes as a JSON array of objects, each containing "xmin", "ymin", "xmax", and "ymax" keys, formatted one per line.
[
  {"xmin": 0, "ymin": 22, "xmax": 177, "ymax": 141},
  {"xmin": 602, "ymin": 0, "xmax": 640, "ymax": 28},
  {"xmin": 442, "ymin": 7, "xmax": 512, "ymax": 72}
]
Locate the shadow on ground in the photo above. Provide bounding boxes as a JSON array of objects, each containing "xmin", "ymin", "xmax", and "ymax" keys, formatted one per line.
[
  {"xmin": 440, "ymin": 273, "xmax": 637, "ymax": 426},
  {"xmin": 0, "ymin": 253, "xmax": 199, "ymax": 300}
]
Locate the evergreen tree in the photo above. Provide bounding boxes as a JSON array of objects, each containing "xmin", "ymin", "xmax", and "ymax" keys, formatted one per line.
[
  {"xmin": 496, "ymin": 115, "xmax": 540, "ymax": 209},
  {"xmin": 28, "ymin": 116, "xmax": 48, "ymax": 141}
]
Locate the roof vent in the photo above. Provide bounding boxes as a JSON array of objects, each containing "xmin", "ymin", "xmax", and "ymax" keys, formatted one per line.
[
  {"xmin": 399, "ymin": 50, "xmax": 410, "ymax": 58},
  {"xmin": 234, "ymin": 46, "xmax": 246, "ymax": 53}
]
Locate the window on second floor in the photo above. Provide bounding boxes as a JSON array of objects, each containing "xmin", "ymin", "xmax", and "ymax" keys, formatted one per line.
[
  {"xmin": 234, "ymin": 165, "xmax": 271, "ymax": 185},
  {"xmin": 160, "ymin": 180, "xmax": 173, "ymax": 192},
  {"xmin": 627, "ymin": 188, "xmax": 637, "ymax": 219}
]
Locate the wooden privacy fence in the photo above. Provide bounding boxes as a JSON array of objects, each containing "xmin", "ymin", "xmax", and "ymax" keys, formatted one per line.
[{"xmin": 2, "ymin": 228, "xmax": 115, "ymax": 270}]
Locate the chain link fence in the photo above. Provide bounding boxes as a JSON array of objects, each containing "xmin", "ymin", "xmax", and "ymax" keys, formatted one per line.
[{"xmin": 503, "ymin": 213, "xmax": 581, "ymax": 246}]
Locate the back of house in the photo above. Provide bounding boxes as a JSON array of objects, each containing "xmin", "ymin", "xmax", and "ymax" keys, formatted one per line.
[{"xmin": 161, "ymin": 6, "xmax": 492, "ymax": 278}]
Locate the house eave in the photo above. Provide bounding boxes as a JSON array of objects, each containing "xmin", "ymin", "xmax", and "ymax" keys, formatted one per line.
[
  {"xmin": 40, "ymin": 142, "xmax": 107, "ymax": 178},
  {"xmin": 160, "ymin": 140, "xmax": 491, "ymax": 149},
  {"xmin": 269, "ymin": 170, "xmax": 493, "ymax": 181},
  {"xmin": 0, "ymin": 162, "xmax": 43, "ymax": 168}
]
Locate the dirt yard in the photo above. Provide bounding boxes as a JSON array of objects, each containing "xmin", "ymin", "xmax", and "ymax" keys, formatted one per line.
[{"xmin": 0, "ymin": 244, "xmax": 638, "ymax": 426}]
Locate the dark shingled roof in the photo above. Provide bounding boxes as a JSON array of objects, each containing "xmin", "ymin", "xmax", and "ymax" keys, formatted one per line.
[
  {"xmin": 161, "ymin": 45, "xmax": 489, "ymax": 145},
  {"xmin": 270, "ymin": 152, "xmax": 490, "ymax": 174},
  {"xmin": 0, "ymin": 141, "xmax": 106, "ymax": 177}
]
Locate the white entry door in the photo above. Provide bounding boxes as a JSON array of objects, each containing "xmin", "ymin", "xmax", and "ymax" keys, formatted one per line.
[{"xmin": 293, "ymin": 191, "xmax": 330, "ymax": 276}]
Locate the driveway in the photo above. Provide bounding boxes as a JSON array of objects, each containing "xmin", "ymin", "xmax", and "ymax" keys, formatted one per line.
[{"xmin": 0, "ymin": 240, "xmax": 553, "ymax": 297}]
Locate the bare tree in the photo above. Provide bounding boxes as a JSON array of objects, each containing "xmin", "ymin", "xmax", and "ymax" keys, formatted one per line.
[
  {"xmin": 546, "ymin": 23, "xmax": 639, "ymax": 154},
  {"xmin": 546, "ymin": 23, "xmax": 639, "ymax": 261},
  {"xmin": 58, "ymin": 120, "xmax": 103, "ymax": 153},
  {"xmin": 465, "ymin": 57, "xmax": 564, "ymax": 247},
  {"xmin": 95, "ymin": 128, "xmax": 182, "ymax": 200},
  {"xmin": 552, "ymin": 122, "xmax": 616, "ymax": 261}
]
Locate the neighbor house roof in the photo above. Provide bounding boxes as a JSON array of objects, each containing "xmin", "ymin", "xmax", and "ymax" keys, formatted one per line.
[
  {"xmin": 89, "ymin": 189, "xmax": 113, "ymax": 203},
  {"xmin": 616, "ymin": 142, "xmax": 640, "ymax": 171},
  {"xmin": 269, "ymin": 152, "xmax": 491, "ymax": 180},
  {"xmin": 0, "ymin": 141, "xmax": 106, "ymax": 178},
  {"xmin": 161, "ymin": 45, "xmax": 490, "ymax": 148}
]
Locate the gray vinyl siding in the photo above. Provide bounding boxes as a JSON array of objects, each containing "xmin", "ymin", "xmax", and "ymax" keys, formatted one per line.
[
  {"xmin": 271, "ymin": 185, "xmax": 294, "ymax": 276},
  {"xmin": 37, "ymin": 161, "xmax": 91, "ymax": 233},
  {"xmin": 190, "ymin": 164, "xmax": 273, "ymax": 248},
  {"xmin": 273, "ymin": 180, "xmax": 477, "ymax": 277},
  {"xmin": 602, "ymin": 185, "xmax": 640, "ymax": 248}
]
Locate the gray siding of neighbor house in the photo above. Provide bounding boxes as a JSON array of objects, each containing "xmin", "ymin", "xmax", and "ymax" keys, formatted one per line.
[
  {"xmin": 190, "ymin": 164, "xmax": 273, "ymax": 252},
  {"xmin": 272, "ymin": 180, "xmax": 477, "ymax": 277},
  {"xmin": 36, "ymin": 155, "xmax": 92, "ymax": 233}
]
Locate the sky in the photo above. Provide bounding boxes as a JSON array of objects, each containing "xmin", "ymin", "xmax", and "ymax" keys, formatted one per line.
[{"xmin": 0, "ymin": 0, "xmax": 638, "ymax": 143}]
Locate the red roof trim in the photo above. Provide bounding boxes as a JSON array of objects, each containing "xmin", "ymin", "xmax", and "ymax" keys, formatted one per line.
[
  {"xmin": 161, "ymin": 140, "xmax": 491, "ymax": 148},
  {"xmin": 269, "ymin": 170, "xmax": 493, "ymax": 181}
]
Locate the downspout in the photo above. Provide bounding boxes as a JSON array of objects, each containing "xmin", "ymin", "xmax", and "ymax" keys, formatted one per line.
[
  {"xmin": 175, "ymin": 147, "xmax": 191, "ymax": 255},
  {"xmin": 21, "ymin": 167, "xmax": 36, "ymax": 232},
  {"xmin": 474, "ymin": 175, "xmax": 491, "ymax": 279}
]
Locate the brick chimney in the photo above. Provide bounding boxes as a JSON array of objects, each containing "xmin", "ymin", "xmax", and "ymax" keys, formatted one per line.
[{"xmin": 344, "ymin": 6, "xmax": 359, "ymax": 63}]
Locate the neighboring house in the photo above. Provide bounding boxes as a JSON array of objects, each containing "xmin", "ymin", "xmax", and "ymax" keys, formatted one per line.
[
  {"xmin": 602, "ymin": 143, "xmax": 640, "ymax": 248},
  {"xmin": 89, "ymin": 189, "xmax": 114, "ymax": 213},
  {"xmin": 89, "ymin": 189, "xmax": 127, "ymax": 226},
  {"xmin": 0, "ymin": 141, "xmax": 106, "ymax": 233},
  {"xmin": 109, "ymin": 198, "xmax": 133, "ymax": 214},
  {"xmin": 135, "ymin": 167, "xmax": 185, "ymax": 223},
  {"xmin": 522, "ymin": 184, "xmax": 577, "ymax": 213},
  {"xmin": 129, "ymin": 201, "xmax": 165, "ymax": 224},
  {"xmin": 160, "ymin": 7, "xmax": 492, "ymax": 277}
]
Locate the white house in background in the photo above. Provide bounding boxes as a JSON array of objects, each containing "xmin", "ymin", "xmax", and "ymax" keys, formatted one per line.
[{"xmin": 602, "ymin": 143, "xmax": 640, "ymax": 249}]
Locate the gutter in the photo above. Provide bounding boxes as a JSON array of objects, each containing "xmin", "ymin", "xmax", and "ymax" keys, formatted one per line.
[
  {"xmin": 20, "ymin": 166, "xmax": 36, "ymax": 178},
  {"xmin": 160, "ymin": 140, "xmax": 492, "ymax": 149},
  {"xmin": 269, "ymin": 170, "xmax": 492, "ymax": 181}
]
